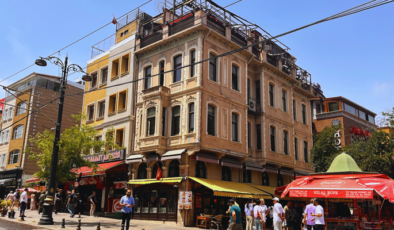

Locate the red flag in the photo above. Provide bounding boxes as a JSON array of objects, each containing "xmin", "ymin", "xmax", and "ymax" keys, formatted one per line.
[
  {"xmin": 156, "ymin": 164, "xmax": 162, "ymax": 180},
  {"xmin": 112, "ymin": 14, "xmax": 117, "ymax": 24}
]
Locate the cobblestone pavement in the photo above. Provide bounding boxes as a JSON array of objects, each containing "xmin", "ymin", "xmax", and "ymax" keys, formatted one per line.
[{"xmin": 0, "ymin": 209, "xmax": 200, "ymax": 230}]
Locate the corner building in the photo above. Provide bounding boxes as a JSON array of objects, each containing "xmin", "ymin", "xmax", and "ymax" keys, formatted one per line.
[{"xmin": 127, "ymin": 0, "xmax": 316, "ymax": 226}]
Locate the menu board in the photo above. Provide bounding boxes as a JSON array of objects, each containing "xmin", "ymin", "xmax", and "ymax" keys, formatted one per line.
[
  {"xmin": 178, "ymin": 191, "xmax": 193, "ymax": 210},
  {"xmin": 289, "ymin": 189, "xmax": 373, "ymax": 199}
]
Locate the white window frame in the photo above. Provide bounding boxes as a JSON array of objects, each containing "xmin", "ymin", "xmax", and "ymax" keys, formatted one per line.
[{"xmin": 13, "ymin": 125, "xmax": 24, "ymax": 140}]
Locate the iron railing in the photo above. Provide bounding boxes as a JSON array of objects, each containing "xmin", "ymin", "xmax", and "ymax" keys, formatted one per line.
[
  {"xmin": 169, "ymin": 14, "xmax": 195, "ymax": 36},
  {"xmin": 231, "ymin": 31, "xmax": 247, "ymax": 47},
  {"xmin": 207, "ymin": 15, "xmax": 226, "ymax": 36},
  {"xmin": 140, "ymin": 31, "xmax": 163, "ymax": 48},
  {"xmin": 252, "ymin": 46, "xmax": 260, "ymax": 61},
  {"xmin": 267, "ymin": 55, "xmax": 278, "ymax": 67},
  {"xmin": 91, "ymin": 34, "xmax": 116, "ymax": 58},
  {"xmin": 116, "ymin": 10, "xmax": 151, "ymax": 31}
]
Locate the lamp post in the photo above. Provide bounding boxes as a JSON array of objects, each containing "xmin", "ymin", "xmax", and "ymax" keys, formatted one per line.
[{"xmin": 35, "ymin": 55, "xmax": 90, "ymax": 225}]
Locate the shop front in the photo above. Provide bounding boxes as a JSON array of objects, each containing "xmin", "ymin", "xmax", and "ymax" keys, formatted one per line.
[{"xmin": 0, "ymin": 168, "xmax": 23, "ymax": 198}]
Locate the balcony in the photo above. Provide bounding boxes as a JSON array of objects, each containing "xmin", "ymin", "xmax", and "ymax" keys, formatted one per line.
[
  {"xmin": 140, "ymin": 31, "xmax": 163, "ymax": 48},
  {"xmin": 231, "ymin": 30, "xmax": 247, "ymax": 47},
  {"xmin": 266, "ymin": 55, "xmax": 278, "ymax": 67},
  {"xmin": 169, "ymin": 12, "xmax": 195, "ymax": 36},
  {"xmin": 252, "ymin": 46, "xmax": 261, "ymax": 61},
  {"xmin": 141, "ymin": 85, "xmax": 170, "ymax": 99},
  {"xmin": 207, "ymin": 15, "xmax": 226, "ymax": 36},
  {"xmin": 295, "ymin": 67, "xmax": 313, "ymax": 94}
]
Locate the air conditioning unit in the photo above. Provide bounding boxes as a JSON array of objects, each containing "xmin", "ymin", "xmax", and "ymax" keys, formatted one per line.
[{"xmin": 249, "ymin": 99, "xmax": 256, "ymax": 112}]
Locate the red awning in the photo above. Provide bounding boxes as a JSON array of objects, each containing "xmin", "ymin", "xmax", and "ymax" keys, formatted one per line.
[
  {"xmin": 26, "ymin": 177, "xmax": 42, "ymax": 184},
  {"xmin": 72, "ymin": 161, "xmax": 124, "ymax": 177},
  {"xmin": 357, "ymin": 178, "xmax": 394, "ymax": 203}
]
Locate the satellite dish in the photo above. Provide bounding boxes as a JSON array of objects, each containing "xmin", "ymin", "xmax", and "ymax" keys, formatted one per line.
[{"xmin": 155, "ymin": 0, "xmax": 166, "ymax": 14}]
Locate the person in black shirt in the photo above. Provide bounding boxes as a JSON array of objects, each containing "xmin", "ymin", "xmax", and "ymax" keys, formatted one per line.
[
  {"xmin": 67, "ymin": 190, "xmax": 77, "ymax": 218},
  {"xmin": 54, "ymin": 189, "xmax": 63, "ymax": 214},
  {"xmin": 76, "ymin": 193, "xmax": 84, "ymax": 218}
]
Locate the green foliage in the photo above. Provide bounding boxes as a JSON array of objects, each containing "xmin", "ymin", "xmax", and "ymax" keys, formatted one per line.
[
  {"xmin": 26, "ymin": 113, "xmax": 121, "ymax": 183},
  {"xmin": 381, "ymin": 108, "xmax": 394, "ymax": 128},
  {"xmin": 344, "ymin": 130, "xmax": 394, "ymax": 178},
  {"xmin": 310, "ymin": 125, "xmax": 342, "ymax": 173}
]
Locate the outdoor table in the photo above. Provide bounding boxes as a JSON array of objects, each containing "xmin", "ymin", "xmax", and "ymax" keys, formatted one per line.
[{"xmin": 196, "ymin": 216, "xmax": 211, "ymax": 229}]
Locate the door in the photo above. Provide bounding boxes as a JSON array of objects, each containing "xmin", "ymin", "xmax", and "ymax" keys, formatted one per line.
[
  {"xmin": 141, "ymin": 190, "xmax": 150, "ymax": 220},
  {"xmin": 158, "ymin": 190, "xmax": 167, "ymax": 220},
  {"xmin": 149, "ymin": 190, "xmax": 158, "ymax": 220}
]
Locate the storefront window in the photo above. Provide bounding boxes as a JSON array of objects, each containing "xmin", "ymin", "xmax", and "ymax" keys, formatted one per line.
[
  {"xmin": 150, "ymin": 190, "xmax": 158, "ymax": 213},
  {"xmin": 159, "ymin": 190, "xmax": 167, "ymax": 213},
  {"xmin": 152, "ymin": 162, "xmax": 163, "ymax": 178},
  {"xmin": 262, "ymin": 172, "xmax": 269, "ymax": 186},
  {"xmin": 195, "ymin": 161, "xmax": 206, "ymax": 178},
  {"xmin": 203, "ymin": 191, "xmax": 211, "ymax": 214},
  {"xmin": 135, "ymin": 191, "xmax": 141, "ymax": 213},
  {"xmin": 277, "ymin": 173, "xmax": 283, "ymax": 187},
  {"xmin": 142, "ymin": 191, "xmax": 150, "ymax": 213},
  {"xmin": 222, "ymin": 166, "xmax": 231, "ymax": 181},
  {"xmin": 168, "ymin": 189, "xmax": 177, "ymax": 213},
  {"xmin": 243, "ymin": 166, "xmax": 251, "ymax": 183},
  {"xmin": 138, "ymin": 163, "xmax": 147, "ymax": 179},
  {"xmin": 168, "ymin": 160, "xmax": 180, "ymax": 177}
]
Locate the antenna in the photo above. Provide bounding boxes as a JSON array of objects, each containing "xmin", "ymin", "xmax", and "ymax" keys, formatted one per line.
[{"xmin": 155, "ymin": 0, "xmax": 166, "ymax": 14}]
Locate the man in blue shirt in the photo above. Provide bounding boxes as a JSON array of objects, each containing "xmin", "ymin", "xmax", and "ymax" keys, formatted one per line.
[{"xmin": 120, "ymin": 189, "xmax": 135, "ymax": 230}]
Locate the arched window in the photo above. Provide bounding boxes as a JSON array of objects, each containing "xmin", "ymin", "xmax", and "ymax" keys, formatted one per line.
[
  {"xmin": 188, "ymin": 103, "xmax": 195, "ymax": 133},
  {"xmin": 207, "ymin": 105, "xmax": 215, "ymax": 136},
  {"xmin": 8, "ymin": 150, "xmax": 20, "ymax": 165},
  {"xmin": 171, "ymin": 106, "xmax": 181, "ymax": 136},
  {"xmin": 159, "ymin": 61, "xmax": 165, "ymax": 86},
  {"xmin": 283, "ymin": 130, "xmax": 288, "ymax": 155},
  {"xmin": 209, "ymin": 53, "xmax": 217, "ymax": 82},
  {"xmin": 173, "ymin": 55, "xmax": 182, "ymax": 83},
  {"xmin": 190, "ymin": 49, "xmax": 196, "ymax": 77},
  {"xmin": 152, "ymin": 161, "xmax": 163, "ymax": 178},
  {"xmin": 147, "ymin": 108, "xmax": 156, "ymax": 136},
  {"xmin": 13, "ymin": 125, "xmax": 24, "ymax": 140},
  {"xmin": 138, "ymin": 163, "xmax": 147, "ymax": 179},
  {"xmin": 262, "ymin": 172, "xmax": 269, "ymax": 186},
  {"xmin": 16, "ymin": 101, "xmax": 27, "ymax": 115},
  {"xmin": 231, "ymin": 65, "xmax": 239, "ymax": 91},
  {"xmin": 282, "ymin": 89, "xmax": 287, "ymax": 112},
  {"xmin": 222, "ymin": 166, "xmax": 231, "ymax": 181},
  {"xmin": 144, "ymin": 66, "xmax": 152, "ymax": 89},
  {"xmin": 195, "ymin": 161, "xmax": 206, "ymax": 178},
  {"xmin": 269, "ymin": 84, "xmax": 274, "ymax": 107},
  {"xmin": 243, "ymin": 166, "xmax": 251, "ymax": 183},
  {"xmin": 169, "ymin": 160, "xmax": 180, "ymax": 177},
  {"xmin": 231, "ymin": 113, "xmax": 238, "ymax": 142},
  {"xmin": 277, "ymin": 173, "xmax": 283, "ymax": 187},
  {"xmin": 270, "ymin": 126, "xmax": 276, "ymax": 152}
]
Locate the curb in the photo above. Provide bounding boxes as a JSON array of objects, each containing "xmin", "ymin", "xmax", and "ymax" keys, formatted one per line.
[{"xmin": 0, "ymin": 217, "xmax": 50, "ymax": 230}]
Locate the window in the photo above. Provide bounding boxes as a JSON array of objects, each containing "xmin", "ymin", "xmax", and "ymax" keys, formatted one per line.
[
  {"xmin": 152, "ymin": 162, "xmax": 163, "ymax": 179},
  {"xmin": 16, "ymin": 101, "xmax": 27, "ymax": 115},
  {"xmin": 111, "ymin": 59, "xmax": 119, "ymax": 79},
  {"xmin": 144, "ymin": 66, "xmax": 152, "ymax": 89},
  {"xmin": 294, "ymin": 138, "xmax": 298, "ymax": 160},
  {"xmin": 231, "ymin": 113, "xmax": 238, "ymax": 142},
  {"xmin": 94, "ymin": 136, "xmax": 102, "ymax": 153},
  {"xmin": 316, "ymin": 103, "xmax": 322, "ymax": 114},
  {"xmin": 209, "ymin": 53, "xmax": 217, "ymax": 82},
  {"xmin": 190, "ymin": 50, "xmax": 196, "ymax": 77},
  {"xmin": 269, "ymin": 84, "xmax": 274, "ymax": 106},
  {"xmin": 368, "ymin": 115, "xmax": 375, "ymax": 124},
  {"xmin": 101, "ymin": 68, "xmax": 108, "ymax": 84},
  {"xmin": 13, "ymin": 125, "xmax": 24, "ymax": 140},
  {"xmin": 147, "ymin": 108, "xmax": 156, "ymax": 136},
  {"xmin": 231, "ymin": 65, "xmax": 239, "ymax": 91},
  {"xmin": 159, "ymin": 61, "xmax": 165, "ymax": 86},
  {"xmin": 222, "ymin": 166, "xmax": 231, "ymax": 181},
  {"xmin": 171, "ymin": 106, "xmax": 180, "ymax": 136},
  {"xmin": 0, "ymin": 133, "xmax": 2, "ymax": 144},
  {"xmin": 247, "ymin": 78, "xmax": 250, "ymax": 104},
  {"xmin": 173, "ymin": 55, "xmax": 182, "ymax": 83},
  {"xmin": 98, "ymin": 101, "xmax": 105, "ymax": 118},
  {"xmin": 195, "ymin": 161, "xmax": 206, "ymax": 178},
  {"xmin": 344, "ymin": 103, "xmax": 357, "ymax": 116},
  {"xmin": 169, "ymin": 160, "xmax": 180, "ymax": 177},
  {"xmin": 2, "ymin": 109, "xmax": 7, "ymax": 121},
  {"xmin": 207, "ymin": 105, "xmax": 215, "ymax": 136},
  {"xmin": 8, "ymin": 150, "xmax": 20, "ymax": 165},
  {"xmin": 138, "ymin": 163, "xmax": 147, "ymax": 179},
  {"xmin": 256, "ymin": 81, "xmax": 261, "ymax": 102},
  {"xmin": 283, "ymin": 131, "xmax": 288, "ymax": 155},
  {"xmin": 116, "ymin": 129, "xmax": 124, "ymax": 147},
  {"xmin": 302, "ymin": 104, "xmax": 307, "ymax": 124},
  {"xmin": 121, "ymin": 55, "xmax": 129, "ymax": 73},
  {"xmin": 91, "ymin": 73, "xmax": 98, "ymax": 88},
  {"xmin": 359, "ymin": 110, "xmax": 366, "ymax": 120},
  {"xmin": 0, "ymin": 154, "xmax": 5, "ymax": 167},
  {"xmin": 293, "ymin": 100, "xmax": 296, "ymax": 120},
  {"xmin": 88, "ymin": 104, "xmax": 95, "ymax": 121},
  {"xmin": 118, "ymin": 91, "xmax": 127, "ymax": 111},
  {"xmin": 5, "ymin": 131, "xmax": 10, "ymax": 143},
  {"xmin": 304, "ymin": 141, "xmax": 308, "ymax": 163},
  {"xmin": 188, "ymin": 103, "xmax": 195, "ymax": 133},
  {"xmin": 282, "ymin": 90, "xmax": 287, "ymax": 112},
  {"xmin": 328, "ymin": 102, "xmax": 339, "ymax": 112},
  {"xmin": 162, "ymin": 108, "xmax": 166, "ymax": 136},
  {"xmin": 256, "ymin": 124, "xmax": 262, "ymax": 150},
  {"xmin": 277, "ymin": 173, "xmax": 283, "ymax": 187},
  {"xmin": 247, "ymin": 122, "xmax": 251, "ymax": 148},
  {"xmin": 262, "ymin": 172, "xmax": 269, "ymax": 186},
  {"xmin": 270, "ymin": 126, "xmax": 276, "ymax": 152},
  {"xmin": 108, "ymin": 94, "xmax": 117, "ymax": 114},
  {"xmin": 243, "ymin": 166, "xmax": 251, "ymax": 183}
]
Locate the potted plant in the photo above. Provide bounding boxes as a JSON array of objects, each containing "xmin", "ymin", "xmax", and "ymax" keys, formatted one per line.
[{"xmin": 1, "ymin": 199, "xmax": 8, "ymax": 216}]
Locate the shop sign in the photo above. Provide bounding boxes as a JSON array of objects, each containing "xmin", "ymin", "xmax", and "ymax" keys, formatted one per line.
[
  {"xmin": 84, "ymin": 149, "xmax": 126, "ymax": 163},
  {"xmin": 334, "ymin": 130, "xmax": 341, "ymax": 149},
  {"xmin": 178, "ymin": 191, "xmax": 192, "ymax": 210},
  {"xmin": 114, "ymin": 181, "xmax": 127, "ymax": 190},
  {"xmin": 289, "ymin": 189, "xmax": 373, "ymax": 199},
  {"xmin": 0, "ymin": 173, "xmax": 17, "ymax": 179},
  {"xmin": 112, "ymin": 199, "xmax": 122, "ymax": 212},
  {"xmin": 79, "ymin": 177, "xmax": 97, "ymax": 186},
  {"xmin": 74, "ymin": 182, "xmax": 79, "ymax": 187}
]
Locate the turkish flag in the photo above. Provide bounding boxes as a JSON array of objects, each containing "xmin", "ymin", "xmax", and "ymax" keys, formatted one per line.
[
  {"xmin": 156, "ymin": 164, "xmax": 162, "ymax": 180},
  {"xmin": 112, "ymin": 14, "xmax": 117, "ymax": 24}
]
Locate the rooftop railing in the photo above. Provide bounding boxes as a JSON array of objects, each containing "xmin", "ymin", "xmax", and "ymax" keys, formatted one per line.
[{"xmin": 91, "ymin": 34, "xmax": 116, "ymax": 59}]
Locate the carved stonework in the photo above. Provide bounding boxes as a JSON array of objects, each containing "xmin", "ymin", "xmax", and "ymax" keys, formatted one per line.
[
  {"xmin": 176, "ymin": 46, "xmax": 182, "ymax": 52},
  {"xmin": 159, "ymin": 52, "xmax": 166, "ymax": 59},
  {"xmin": 146, "ymin": 100, "xmax": 157, "ymax": 108},
  {"xmin": 186, "ymin": 95, "xmax": 196, "ymax": 103},
  {"xmin": 232, "ymin": 57, "xmax": 239, "ymax": 63},
  {"xmin": 144, "ymin": 58, "xmax": 151, "ymax": 65},
  {"xmin": 189, "ymin": 40, "xmax": 196, "ymax": 47},
  {"xmin": 171, "ymin": 99, "xmax": 182, "ymax": 106},
  {"xmin": 222, "ymin": 108, "xmax": 228, "ymax": 139},
  {"xmin": 283, "ymin": 124, "xmax": 288, "ymax": 129},
  {"xmin": 208, "ymin": 96, "xmax": 216, "ymax": 103},
  {"xmin": 211, "ymin": 45, "xmax": 218, "ymax": 52},
  {"xmin": 232, "ymin": 105, "xmax": 239, "ymax": 111},
  {"xmin": 270, "ymin": 119, "xmax": 276, "ymax": 124}
]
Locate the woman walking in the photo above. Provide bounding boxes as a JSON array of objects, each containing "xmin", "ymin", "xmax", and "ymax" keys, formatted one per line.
[
  {"xmin": 260, "ymin": 199, "xmax": 269, "ymax": 230},
  {"xmin": 245, "ymin": 198, "xmax": 254, "ymax": 230}
]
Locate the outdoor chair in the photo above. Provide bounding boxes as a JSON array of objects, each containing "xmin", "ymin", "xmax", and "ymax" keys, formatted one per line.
[{"xmin": 210, "ymin": 214, "xmax": 223, "ymax": 230}]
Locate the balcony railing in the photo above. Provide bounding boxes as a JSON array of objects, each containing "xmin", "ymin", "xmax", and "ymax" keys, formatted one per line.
[
  {"xmin": 91, "ymin": 34, "xmax": 116, "ymax": 58},
  {"xmin": 169, "ymin": 13, "xmax": 195, "ymax": 36},
  {"xmin": 231, "ymin": 31, "xmax": 247, "ymax": 47},
  {"xmin": 207, "ymin": 15, "xmax": 226, "ymax": 36},
  {"xmin": 140, "ymin": 31, "xmax": 163, "ymax": 48},
  {"xmin": 252, "ymin": 46, "xmax": 260, "ymax": 61},
  {"xmin": 116, "ymin": 10, "xmax": 151, "ymax": 31},
  {"xmin": 267, "ymin": 55, "xmax": 278, "ymax": 67}
]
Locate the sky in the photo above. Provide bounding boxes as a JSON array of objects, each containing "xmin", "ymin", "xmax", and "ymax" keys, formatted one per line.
[{"xmin": 0, "ymin": 0, "xmax": 393, "ymax": 122}]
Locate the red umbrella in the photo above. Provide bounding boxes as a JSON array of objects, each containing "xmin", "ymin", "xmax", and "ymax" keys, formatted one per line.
[
  {"xmin": 357, "ymin": 178, "xmax": 394, "ymax": 202},
  {"xmin": 19, "ymin": 188, "xmax": 38, "ymax": 193}
]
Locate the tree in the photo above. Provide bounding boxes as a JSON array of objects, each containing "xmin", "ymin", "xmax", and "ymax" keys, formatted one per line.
[
  {"xmin": 26, "ymin": 114, "xmax": 120, "ymax": 183},
  {"xmin": 310, "ymin": 125, "xmax": 342, "ymax": 173},
  {"xmin": 344, "ymin": 130, "xmax": 394, "ymax": 178},
  {"xmin": 381, "ymin": 107, "xmax": 394, "ymax": 128}
]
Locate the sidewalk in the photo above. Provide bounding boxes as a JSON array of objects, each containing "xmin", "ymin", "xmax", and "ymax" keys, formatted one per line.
[{"xmin": 0, "ymin": 209, "xmax": 200, "ymax": 230}]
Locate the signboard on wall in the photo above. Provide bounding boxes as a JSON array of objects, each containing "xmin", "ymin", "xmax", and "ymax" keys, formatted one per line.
[
  {"xmin": 112, "ymin": 199, "xmax": 122, "ymax": 212},
  {"xmin": 84, "ymin": 149, "xmax": 126, "ymax": 163},
  {"xmin": 114, "ymin": 181, "xmax": 127, "ymax": 190},
  {"xmin": 178, "ymin": 191, "xmax": 192, "ymax": 210}
]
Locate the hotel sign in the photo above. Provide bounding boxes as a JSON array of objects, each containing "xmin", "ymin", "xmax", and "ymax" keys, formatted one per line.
[{"xmin": 84, "ymin": 149, "xmax": 126, "ymax": 163}]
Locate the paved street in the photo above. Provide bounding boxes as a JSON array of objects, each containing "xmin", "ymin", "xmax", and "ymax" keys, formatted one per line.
[{"xmin": 0, "ymin": 210, "xmax": 199, "ymax": 230}]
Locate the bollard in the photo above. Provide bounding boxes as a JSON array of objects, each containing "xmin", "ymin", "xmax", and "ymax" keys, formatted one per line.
[
  {"xmin": 11, "ymin": 211, "xmax": 15, "ymax": 219},
  {"xmin": 121, "ymin": 224, "xmax": 125, "ymax": 230},
  {"xmin": 76, "ymin": 219, "xmax": 81, "ymax": 230},
  {"xmin": 96, "ymin": 222, "xmax": 100, "ymax": 230},
  {"xmin": 1, "ymin": 209, "xmax": 4, "ymax": 217},
  {"xmin": 61, "ymin": 218, "xmax": 65, "ymax": 228},
  {"xmin": 7, "ymin": 211, "xmax": 10, "ymax": 218}
]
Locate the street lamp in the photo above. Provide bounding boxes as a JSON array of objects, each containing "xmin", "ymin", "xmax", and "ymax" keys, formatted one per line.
[{"xmin": 35, "ymin": 55, "xmax": 88, "ymax": 225}]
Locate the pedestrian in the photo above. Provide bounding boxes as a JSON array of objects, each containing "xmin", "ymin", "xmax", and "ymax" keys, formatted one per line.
[
  {"xmin": 226, "ymin": 197, "xmax": 239, "ymax": 215},
  {"xmin": 38, "ymin": 191, "xmax": 46, "ymax": 214},
  {"xmin": 5, "ymin": 191, "xmax": 14, "ymax": 206},
  {"xmin": 30, "ymin": 193, "xmax": 37, "ymax": 210},
  {"xmin": 67, "ymin": 189, "xmax": 77, "ymax": 218},
  {"xmin": 76, "ymin": 193, "xmax": 84, "ymax": 218},
  {"xmin": 88, "ymin": 191, "xmax": 97, "ymax": 217},
  {"xmin": 293, "ymin": 202, "xmax": 303, "ymax": 230},
  {"xmin": 54, "ymin": 189, "xmax": 63, "ymax": 214},
  {"xmin": 272, "ymin": 197, "xmax": 285, "ymax": 230},
  {"xmin": 254, "ymin": 199, "xmax": 263, "ymax": 230},
  {"xmin": 245, "ymin": 198, "xmax": 254, "ymax": 230},
  {"xmin": 311, "ymin": 199, "xmax": 324, "ymax": 230},
  {"xmin": 227, "ymin": 199, "xmax": 242, "ymax": 230},
  {"xmin": 303, "ymin": 199, "xmax": 315, "ymax": 230},
  {"xmin": 119, "ymin": 189, "xmax": 134, "ymax": 230},
  {"xmin": 20, "ymin": 188, "xmax": 28, "ymax": 218},
  {"xmin": 13, "ymin": 190, "xmax": 20, "ymax": 209},
  {"xmin": 284, "ymin": 201, "xmax": 297, "ymax": 230},
  {"xmin": 260, "ymin": 199, "xmax": 269, "ymax": 230}
]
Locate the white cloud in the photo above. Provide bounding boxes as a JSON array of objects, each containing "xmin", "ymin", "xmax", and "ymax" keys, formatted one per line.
[{"xmin": 373, "ymin": 81, "xmax": 392, "ymax": 99}]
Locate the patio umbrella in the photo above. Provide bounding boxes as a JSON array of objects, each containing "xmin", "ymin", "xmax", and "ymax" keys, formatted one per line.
[
  {"xmin": 19, "ymin": 188, "xmax": 38, "ymax": 193},
  {"xmin": 357, "ymin": 178, "xmax": 394, "ymax": 202}
]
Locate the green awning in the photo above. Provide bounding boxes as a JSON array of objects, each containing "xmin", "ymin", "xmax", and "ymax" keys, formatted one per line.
[{"xmin": 326, "ymin": 152, "xmax": 362, "ymax": 173}]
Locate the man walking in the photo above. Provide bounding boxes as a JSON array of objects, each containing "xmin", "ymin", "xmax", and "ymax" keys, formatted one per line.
[
  {"xmin": 120, "ymin": 189, "xmax": 135, "ymax": 230},
  {"xmin": 20, "ymin": 188, "xmax": 28, "ymax": 218},
  {"xmin": 89, "ymin": 191, "xmax": 97, "ymax": 217},
  {"xmin": 54, "ymin": 189, "xmax": 63, "ymax": 214},
  {"xmin": 303, "ymin": 199, "xmax": 315, "ymax": 230},
  {"xmin": 67, "ymin": 189, "xmax": 77, "ymax": 218},
  {"xmin": 311, "ymin": 199, "xmax": 324, "ymax": 230},
  {"xmin": 228, "ymin": 199, "xmax": 242, "ymax": 230},
  {"xmin": 38, "ymin": 192, "xmax": 46, "ymax": 214},
  {"xmin": 284, "ymin": 201, "xmax": 297, "ymax": 230},
  {"xmin": 272, "ymin": 197, "xmax": 285, "ymax": 230}
]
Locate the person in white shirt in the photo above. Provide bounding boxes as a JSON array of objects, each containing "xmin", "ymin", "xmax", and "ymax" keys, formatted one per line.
[
  {"xmin": 20, "ymin": 188, "xmax": 28, "ymax": 218},
  {"xmin": 254, "ymin": 199, "xmax": 263, "ymax": 230},
  {"xmin": 272, "ymin": 197, "xmax": 285, "ymax": 230},
  {"xmin": 260, "ymin": 199, "xmax": 269, "ymax": 230},
  {"xmin": 245, "ymin": 199, "xmax": 254, "ymax": 230},
  {"xmin": 311, "ymin": 198, "xmax": 324, "ymax": 230}
]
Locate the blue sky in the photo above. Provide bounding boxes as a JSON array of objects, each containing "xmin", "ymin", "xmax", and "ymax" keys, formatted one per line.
[{"xmin": 1, "ymin": 0, "xmax": 393, "ymax": 122}]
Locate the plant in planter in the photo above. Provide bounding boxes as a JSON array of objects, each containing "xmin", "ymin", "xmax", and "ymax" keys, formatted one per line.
[{"xmin": 1, "ymin": 200, "xmax": 7, "ymax": 216}]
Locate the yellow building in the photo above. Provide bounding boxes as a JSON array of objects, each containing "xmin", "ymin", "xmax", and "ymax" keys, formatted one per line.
[{"xmin": 378, "ymin": 126, "xmax": 393, "ymax": 136}]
